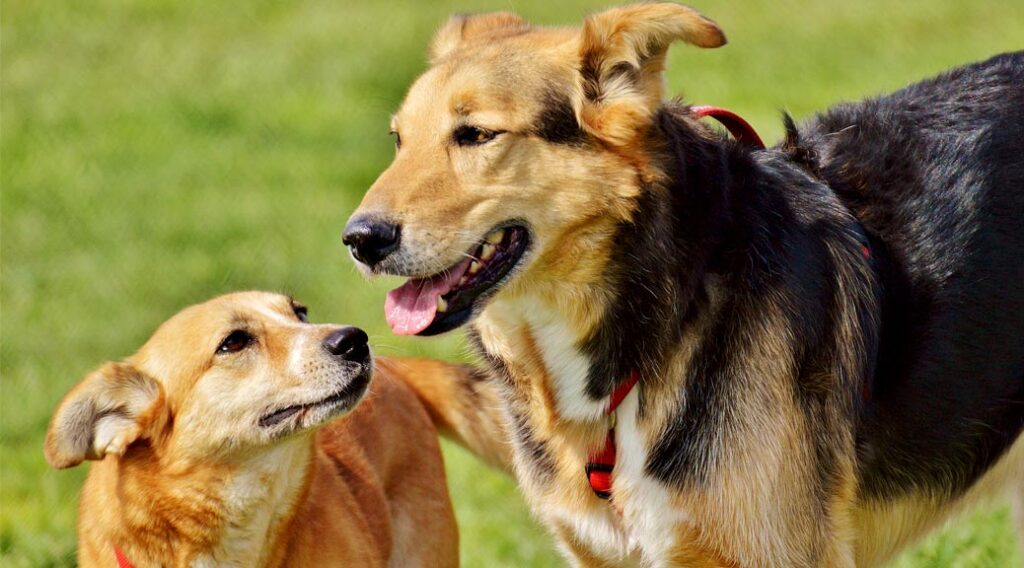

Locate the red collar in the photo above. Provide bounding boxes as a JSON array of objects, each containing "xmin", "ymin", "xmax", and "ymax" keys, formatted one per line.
[
  {"xmin": 585, "ymin": 370, "xmax": 641, "ymax": 499},
  {"xmin": 114, "ymin": 545, "xmax": 134, "ymax": 568},
  {"xmin": 692, "ymin": 105, "xmax": 766, "ymax": 149}
]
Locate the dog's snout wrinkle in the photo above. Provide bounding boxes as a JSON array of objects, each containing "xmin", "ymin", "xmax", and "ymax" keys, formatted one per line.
[{"xmin": 343, "ymin": 217, "xmax": 401, "ymax": 267}]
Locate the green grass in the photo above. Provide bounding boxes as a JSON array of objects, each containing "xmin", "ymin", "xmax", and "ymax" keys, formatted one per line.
[{"xmin": 2, "ymin": 0, "xmax": 1022, "ymax": 565}]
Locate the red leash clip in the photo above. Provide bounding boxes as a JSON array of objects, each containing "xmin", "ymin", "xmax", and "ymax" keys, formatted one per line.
[{"xmin": 585, "ymin": 371, "xmax": 641, "ymax": 499}]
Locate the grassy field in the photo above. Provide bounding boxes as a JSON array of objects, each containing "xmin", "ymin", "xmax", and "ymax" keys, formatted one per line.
[{"xmin": 3, "ymin": 0, "xmax": 1023, "ymax": 565}]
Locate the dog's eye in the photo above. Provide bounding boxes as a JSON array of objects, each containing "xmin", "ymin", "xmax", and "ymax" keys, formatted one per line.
[
  {"xmin": 390, "ymin": 131, "xmax": 401, "ymax": 150},
  {"xmin": 217, "ymin": 330, "xmax": 253, "ymax": 354},
  {"xmin": 292, "ymin": 304, "xmax": 308, "ymax": 323},
  {"xmin": 453, "ymin": 125, "xmax": 498, "ymax": 147}
]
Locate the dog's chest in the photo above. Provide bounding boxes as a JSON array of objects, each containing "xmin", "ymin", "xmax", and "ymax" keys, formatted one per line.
[
  {"xmin": 612, "ymin": 392, "xmax": 696, "ymax": 560},
  {"xmin": 485, "ymin": 298, "xmax": 696, "ymax": 563},
  {"xmin": 533, "ymin": 391, "xmax": 694, "ymax": 564},
  {"xmin": 489, "ymin": 297, "xmax": 607, "ymax": 421}
]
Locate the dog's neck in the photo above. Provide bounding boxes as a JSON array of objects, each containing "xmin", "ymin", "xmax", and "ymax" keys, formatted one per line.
[
  {"xmin": 474, "ymin": 105, "xmax": 743, "ymax": 424},
  {"xmin": 83, "ymin": 436, "xmax": 314, "ymax": 567},
  {"xmin": 475, "ymin": 285, "xmax": 612, "ymax": 422},
  {"xmin": 198, "ymin": 439, "xmax": 314, "ymax": 566}
]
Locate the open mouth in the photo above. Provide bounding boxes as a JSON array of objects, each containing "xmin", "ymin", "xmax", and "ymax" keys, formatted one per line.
[
  {"xmin": 385, "ymin": 225, "xmax": 530, "ymax": 336},
  {"xmin": 258, "ymin": 370, "xmax": 371, "ymax": 429}
]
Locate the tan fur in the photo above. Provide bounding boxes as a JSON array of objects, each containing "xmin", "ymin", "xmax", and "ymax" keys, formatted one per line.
[
  {"xmin": 430, "ymin": 12, "xmax": 528, "ymax": 65},
  {"xmin": 45, "ymin": 292, "xmax": 460, "ymax": 567},
  {"xmin": 576, "ymin": 3, "xmax": 725, "ymax": 146},
  {"xmin": 854, "ymin": 434, "xmax": 1024, "ymax": 566}
]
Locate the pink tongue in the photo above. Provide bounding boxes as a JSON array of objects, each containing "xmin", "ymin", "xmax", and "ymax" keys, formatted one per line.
[{"xmin": 385, "ymin": 258, "xmax": 472, "ymax": 335}]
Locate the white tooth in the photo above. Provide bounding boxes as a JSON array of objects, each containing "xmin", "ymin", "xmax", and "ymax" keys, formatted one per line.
[
  {"xmin": 437, "ymin": 297, "xmax": 448, "ymax": 313},
  {"xmin": 459, "ymin": 276, "xmax": 469, "ymax": 286},
  {"xmin": 481, "ymin": 243, "xmax": 496, "ymax": 261},
  {"xmin": 486, "ymin": 229, "xmax": 505, "ymax": 244},
  {"xmin": 469, "ymin": 261, "xmax": 481, "ymax": 274}
]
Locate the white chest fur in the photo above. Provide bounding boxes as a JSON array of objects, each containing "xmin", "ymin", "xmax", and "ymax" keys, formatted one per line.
[
  {"xmin": 530, "ymin": 388, "xmax": 690, "ymax": 566},
  {"xmin": 193, "ymin": 441, "xmax": 310, "ymax": 567},
  {"xmin": 487, "ymin": 296, "xmax": 693, "ymax": 564},
  {"xmin": 613, "ymin": 390, "xmax": 694, "ymax": 562},
  {"xmin": 514, "ymin": 297, "xmax": 608, "ymax": 421}
]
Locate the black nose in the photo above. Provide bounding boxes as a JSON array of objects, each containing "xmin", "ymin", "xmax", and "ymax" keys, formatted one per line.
[
  {"xmin": 342, "ymin": 217, "xmax": 401, "ymax": 267},
  {"xmin": 323, "ymin": 327, "xmax": 370, "ymax": 362}
]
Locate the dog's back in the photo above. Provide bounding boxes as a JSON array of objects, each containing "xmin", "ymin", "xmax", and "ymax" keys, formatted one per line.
[{"xmin": 794, "ymin": 52, "xmax": 1024, "ymax": 554}]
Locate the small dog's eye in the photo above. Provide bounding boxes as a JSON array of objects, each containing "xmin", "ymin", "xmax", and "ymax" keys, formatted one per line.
[
  {"xmin": 453, "ymin": 125, "xmax": 498, "ymax": 147},
  {"xmin": 390, "ymin": 131, "xmax": 401, "ymax": 150},
  {"xmin": 217, "ymin": 330, "xmax": 253, "ymax": 354},
  {"xmin": 293, "ymin": 304, "xmax": 308, "ymax": 323}
]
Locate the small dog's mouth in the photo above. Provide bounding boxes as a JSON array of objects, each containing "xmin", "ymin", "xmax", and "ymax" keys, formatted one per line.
[
  {"xmin": 258, "ymin": 370, "xmax": 371, "ymax": 429},
  {"xmin": 385, "ymin": 224, "xmax": 530, "ymax": 336}
]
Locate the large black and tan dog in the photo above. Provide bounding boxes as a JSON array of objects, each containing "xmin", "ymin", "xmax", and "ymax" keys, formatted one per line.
[{"xmin": 343, "ymin": 3, "xmax": 1024, "ymax": 566}]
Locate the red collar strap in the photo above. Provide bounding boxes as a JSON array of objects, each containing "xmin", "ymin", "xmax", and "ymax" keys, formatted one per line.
[
  {"xmin": 114, "ymin": 545, "xmax": 134, "ymax": 568},
  {"xmin": 692, "ymin": 105, "xmax": 766, "ymax": 149},
  {"xmin": 585, "ymin": 370, "xmax": 641, "ymax": 499}
]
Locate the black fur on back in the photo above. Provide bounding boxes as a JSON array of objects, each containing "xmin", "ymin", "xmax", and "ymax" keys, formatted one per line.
[{"xmin": 790, "ymin": 51, "xmax": 1024, "ymax": 498}]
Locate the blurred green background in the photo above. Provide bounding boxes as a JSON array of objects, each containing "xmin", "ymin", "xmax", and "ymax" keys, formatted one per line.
[{"xmin": 3, "ymin": 0, "xmax": 1022, "ymax": 566}]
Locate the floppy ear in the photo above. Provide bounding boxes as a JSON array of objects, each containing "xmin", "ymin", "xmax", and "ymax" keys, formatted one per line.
[
  {"xmin": 575, "ymin": 3, "xmax": 726, "ymax": 145},
  {"xmin": 44, "ymin": 362, "xmax": 167, "ymax": 469},
  {"xmin": 430, "ymin": 12, "xmax": 528, "ymax": 64}
]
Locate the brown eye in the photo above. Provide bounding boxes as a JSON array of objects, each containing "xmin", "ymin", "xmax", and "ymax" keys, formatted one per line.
[
  {"xmin": 292, "ymin": 303, "xmax": 308, "ymax": 323},
  {"xmin": 453, "ymin": 125, "xmax": 498, "ymax": 146},
  {"xmin": 390, "ymin": 131, "xmax": 401, "ymax": 149},
  {"xmin": 217, "ymin": 330, "xmax": 253, "ymax": 354}
]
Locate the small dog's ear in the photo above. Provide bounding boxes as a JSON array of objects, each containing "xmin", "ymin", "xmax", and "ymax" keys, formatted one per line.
[
  {"xmin": 575, "ymin": 3, "xmax": 725, "ymax": 146},
  {"xmin": 429, "ymin": 12, "xmax": 528, "ymax": 64},
  {"xmin": 44, "ymin": 362, "xmax": 167, "ymax": 469}
]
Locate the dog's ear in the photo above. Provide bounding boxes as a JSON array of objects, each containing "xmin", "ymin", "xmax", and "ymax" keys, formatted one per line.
[
  {"xmin": 575, "ymin": 3, "xmax": 725, "ymax": 146},
  {"xmin": 430, "ymin": 12, "xmax": 528, "ymax": 64},
  {"xmin": 44, "ymin": 362, "xmax": 168, "ymax": 469}
]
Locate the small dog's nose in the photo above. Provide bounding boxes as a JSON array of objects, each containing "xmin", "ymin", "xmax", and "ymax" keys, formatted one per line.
[
  {"xmin": 343, "ymin": 217, "xmax": 401, "ymax": 267},
  {"xmin": 323, "ymin": 327, "xmax": 370, "ymax": 362}
]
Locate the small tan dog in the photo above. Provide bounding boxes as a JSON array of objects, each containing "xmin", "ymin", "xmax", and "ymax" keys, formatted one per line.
[{"xmin": 44, "ymin": 291, "xmax": 470, "ymax": 567}]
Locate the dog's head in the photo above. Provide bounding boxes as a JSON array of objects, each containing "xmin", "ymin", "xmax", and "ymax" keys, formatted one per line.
[
  {"xmin": 344, "ymin": 3, "xmax": 724, "ymax": 336},
  {"xmin": 44, "ymin": 292, "xmax": 372, "ymax": 469}
]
